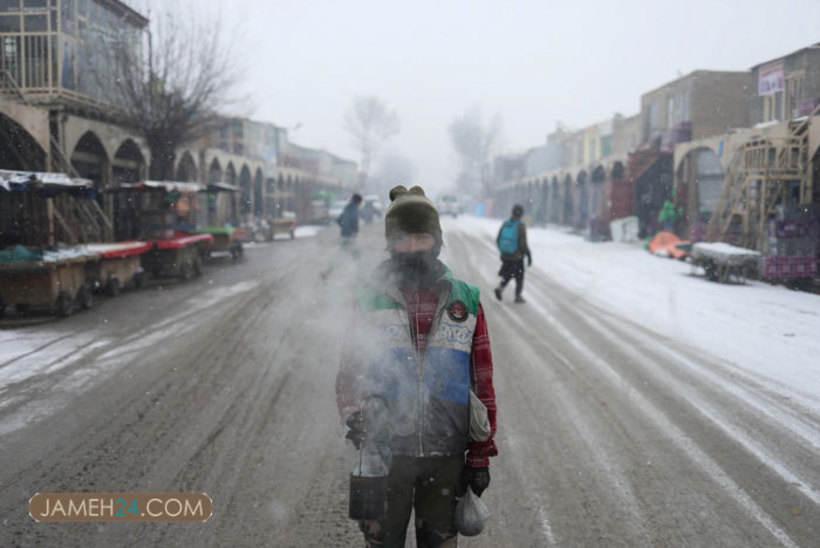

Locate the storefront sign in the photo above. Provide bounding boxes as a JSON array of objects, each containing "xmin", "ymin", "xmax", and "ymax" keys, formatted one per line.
[{"xmin": 758, "ymin": 59, "xmax": 784, "ymax": 96}]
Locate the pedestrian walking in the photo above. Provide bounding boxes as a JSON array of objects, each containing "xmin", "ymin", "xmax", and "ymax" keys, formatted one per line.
[
  {"xmin": 337, "ymin": 193, "xmax": 363, "ymax": 255},
  {"xmin": 336, "ymin": 185, "xmax": 498, "ymax": 547},
  {"xmin": 658, "ymin": 198, "xmax": 681, "ymax": 233},
  {"xmin": 495, "ymin": 204, "xmax": 532, "ymax": 303}
]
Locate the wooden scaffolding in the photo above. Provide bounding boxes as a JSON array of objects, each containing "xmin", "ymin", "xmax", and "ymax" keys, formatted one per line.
[{"xmin": 708, "ymin": 110, "xmax": 817, "ymax": 251}]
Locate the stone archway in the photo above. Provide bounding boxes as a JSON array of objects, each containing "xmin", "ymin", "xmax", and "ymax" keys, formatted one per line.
[
  {"xmin": 176, "ymin": 151, "xmax": 198, "ymax": 182},
  {"xmin": 112, "ymin": 139, "xmax": 144, "ymax": 184},
  {"xmin": 563, "ymin": 174, "xmax": 573, "ymax": 225},
  {"xmin": 71, "ymin": 131, "xmax": 109, "ymax": 191},
  {"xmin": 238, "ymin": 164, "xmax": 252, "ymax": 215},
  {"xmin": 537, "ymin": 178, "xmax": 549, "ymax": 225},
  {"xmin": 208, "ymin": 158, "xmax": 222, "ymax": 183},
  {"xmin": 577, "ymin": 170, "xmax": 589, "ymax": 229},
  {"xmin": 589, "ymin": 166, "xmax": 606, "ymax": 237},
  {"xmin": 225, "ymin": 162, "xmax": 237, "ymax": 186},
  {"xmin": 253, "ymin": 168, "xmax": 264, "ymax": 217},
  {"xmin": 676, "ymin": 146, "xmax": 725, "ymax": 239},
  {"xmin": 0, "ymin": 112, "xmax": 47, "ymax": 171}
]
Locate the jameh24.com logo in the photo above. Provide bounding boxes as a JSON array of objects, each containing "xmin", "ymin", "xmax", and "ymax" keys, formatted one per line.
[{"xmin": 29, "ymin": 493, "xmax": 212, "ymax": 522}]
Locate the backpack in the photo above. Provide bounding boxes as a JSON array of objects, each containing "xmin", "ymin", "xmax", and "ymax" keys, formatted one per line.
[{"xmin": 498, "ymin": 220, "xmax": 520, "ymax": 254}]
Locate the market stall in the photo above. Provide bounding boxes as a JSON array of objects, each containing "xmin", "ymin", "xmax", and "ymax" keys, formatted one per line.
[
  {"xmin": 0, "ymin": 169, "xmax": 98, "ymax": 248},
  {"xmin": 105, "ymin": 181, "xmax": 214, "ymax": 280},
  {"xmin": 0, "ymin": 171, "xmax": 107, "ymax": 316},
  {"xmin": 0, "ymin": 245, "xmax": 97, "ymax": 316},
  {"xmin": 194, "ymin": 183, "xmax": 247, "ymax": 261}
]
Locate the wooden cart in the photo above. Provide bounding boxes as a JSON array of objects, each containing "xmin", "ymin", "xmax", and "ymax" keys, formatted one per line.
[
  {"xmin": 84, "ymin": 241, "xmax": 152, "ymax": 295},
  {"xmin": 268, "ymin": 212, "xmax": 297, "ymax": 240},
  {"xmin": 195, "ymin": 183, "xmax": 247, "ymax": 260},
  {"xmin": 690, "ymin": 242, "xmax": 761, "ymax": 284},
  {"xmin": 195, "ymin": 227, "xmax": 247, "ymax": 261},
  {"xmin": 142, "ymin": 233, "xmax": 213, "ymax": 280},
  {"xmin": 0, "ymin": 248, "xmax": 97, "ymax": 316}
]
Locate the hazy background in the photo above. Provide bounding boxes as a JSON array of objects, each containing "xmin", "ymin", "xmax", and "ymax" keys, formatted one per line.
[{"xmin": 141, "ymin": 0, "xmax": 820, "ymax": 195}]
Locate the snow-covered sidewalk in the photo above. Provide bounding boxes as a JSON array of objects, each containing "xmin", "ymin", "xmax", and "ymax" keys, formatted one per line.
[{"xmin": 450, "ymin": 215, "xmax": 820, "ymax": 405}]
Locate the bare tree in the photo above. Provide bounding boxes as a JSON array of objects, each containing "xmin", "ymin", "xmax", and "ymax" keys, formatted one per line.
[
  {"xmin": 370, "ymin": 153, "xmax": 418, "ymax": 198},
  {"xmin": 448, "ymin": 107, "xmax": 501, "ymax": 197},
  {"xmin": 104, "ymin": 5, "xmax": 243, "ymax": 180},
  {"xmin": 343, "ymin": 96, "xmax": 401, "ymax": 187}
]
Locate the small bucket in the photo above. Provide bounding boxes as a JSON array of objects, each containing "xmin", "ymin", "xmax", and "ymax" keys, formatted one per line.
[{"xmin": 348, "ymin": 474, "xmax": 387, "ymax": 520}]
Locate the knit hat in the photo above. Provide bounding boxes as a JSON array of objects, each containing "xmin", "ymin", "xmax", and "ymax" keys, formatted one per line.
[
  {"xmin": 512, "ymin": 204, "xmax": 524, "ymax": 218},
  {"xmin": 384, "ymin": 185, "xmax": 442, "ymax": 244}
]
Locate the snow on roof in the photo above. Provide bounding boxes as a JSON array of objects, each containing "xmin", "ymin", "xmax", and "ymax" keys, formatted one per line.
[
  {"xmin": 115, "ymin": 181, "xmax": 204, "ymax": 193},
  {"xmin": 0, "ymin": 170, "xmax": 89, "ymax": 192},
  {"xmin": 205, "ymin": 182, "xmax": 240, "ymax": 193}
]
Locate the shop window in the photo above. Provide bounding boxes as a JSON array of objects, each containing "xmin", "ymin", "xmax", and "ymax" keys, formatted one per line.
[
  {"xmin": 0, "ymin": 13, "xmax": 20, "ymax": 31},
  {"xmin": 785, "ymin": 73, "xmax": 804, "ymax": 120},
  {"xmin": 762, "ymin": 93, "xmax": 783, "ymax": 123},
  {"xmin": 24, "ymin": 14, "xmax": 48, "ymax": 32},
  {"xmin": 0, "ymin": 1, "xmax": 21, "ymax": 13}
]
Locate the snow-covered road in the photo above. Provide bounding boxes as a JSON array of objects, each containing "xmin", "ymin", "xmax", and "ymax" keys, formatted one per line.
[{"xmin": 0, "ymin": 216, "xmax": 817, "ymax": 546}]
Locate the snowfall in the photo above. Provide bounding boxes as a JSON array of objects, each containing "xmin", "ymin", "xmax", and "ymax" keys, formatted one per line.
[{"xmin": 1, "ymin": 216, "xmax": 819, "ymax": 416}]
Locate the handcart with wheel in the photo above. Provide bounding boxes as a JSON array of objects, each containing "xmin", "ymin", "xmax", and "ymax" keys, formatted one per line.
[
  {"xmin": 0, "ymin": 246, "xmax": 98, "ymax": 316},
  {"xmin": 84, "ymin": 241, "xmax": 152, "ymax": 295}
]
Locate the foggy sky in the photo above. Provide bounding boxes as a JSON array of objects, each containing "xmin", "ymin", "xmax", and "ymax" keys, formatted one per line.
[{"xmin": 184, "ymin": 1, "xmax": 820, "ymax": 195}]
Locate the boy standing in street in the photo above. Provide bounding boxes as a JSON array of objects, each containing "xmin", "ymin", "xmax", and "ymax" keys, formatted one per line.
[
  {"xmin": 336, "ymin": 185, "xmax": 498, "ymax": 547},
  {"xmin": 495, "ymin": 204, "xmax": 532, "ymax": 303}
]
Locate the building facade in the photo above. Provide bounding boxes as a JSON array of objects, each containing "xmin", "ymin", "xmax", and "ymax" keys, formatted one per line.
[
  {"xmin": 640, "ymin": 70, "xmax": 752, "ymax": 151},
  {"xmin": 750, "ymin": 43, "xmax": 820, "ymax": 124}
]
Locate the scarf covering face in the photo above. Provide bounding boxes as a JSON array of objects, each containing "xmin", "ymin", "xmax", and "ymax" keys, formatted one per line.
[{"xmin": 389, "ymin": 250, "xmax": 444, "ymax": 289}]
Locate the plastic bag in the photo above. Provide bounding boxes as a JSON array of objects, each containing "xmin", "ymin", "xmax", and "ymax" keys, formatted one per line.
[
  {"xmin": 468, "ymin": 389, "xmax": 491, "ymax": 442},
  {"xmin": 454, "ymin": 486, "xmax": 491, "ymax": 536}
]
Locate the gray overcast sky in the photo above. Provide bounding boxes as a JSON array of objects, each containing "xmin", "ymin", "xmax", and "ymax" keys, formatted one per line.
[{"xmin": 186, "ymin": 1, "xmax": 819, "ymax": 194}]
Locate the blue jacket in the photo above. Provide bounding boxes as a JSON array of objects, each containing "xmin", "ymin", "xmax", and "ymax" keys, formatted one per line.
[{"xmin": 338, "ymin": 201, "xmax": 360, "ymax": 237}]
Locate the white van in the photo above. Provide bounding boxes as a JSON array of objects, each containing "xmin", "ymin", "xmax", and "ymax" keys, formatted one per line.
[{"xmin": 438, "ymin": 195, "xmax": 461, "ymax": 217}]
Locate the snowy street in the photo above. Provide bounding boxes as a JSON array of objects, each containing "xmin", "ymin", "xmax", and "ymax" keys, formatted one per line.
[{"xmin": 1, "ymin": 216, "xmax": 818, "ymax": 546}]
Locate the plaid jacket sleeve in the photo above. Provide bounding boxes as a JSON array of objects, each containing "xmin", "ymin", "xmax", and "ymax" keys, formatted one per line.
[{"xmin": 467, "ymin": 303, "xmax": 499, "ymax": 467}]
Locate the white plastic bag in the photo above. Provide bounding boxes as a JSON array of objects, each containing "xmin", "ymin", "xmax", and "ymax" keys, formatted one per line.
[{"xmin": 454, "ymin": 486, "xmax": 491, "ymax": 536}]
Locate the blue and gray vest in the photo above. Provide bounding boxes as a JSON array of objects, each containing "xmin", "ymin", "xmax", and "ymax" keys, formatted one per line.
[{"xmin": 356, "ymin": 270, "xmax": 479, "ymax": 457}]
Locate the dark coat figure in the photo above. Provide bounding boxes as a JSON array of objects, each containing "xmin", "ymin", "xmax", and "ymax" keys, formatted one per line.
[
  {"xmin": 338, "ymin": 194, "xmax": 363, "ymax": 238},
  {"xmin": 495, "ymin": 204, "xmax": 532, "ymax": 303}
]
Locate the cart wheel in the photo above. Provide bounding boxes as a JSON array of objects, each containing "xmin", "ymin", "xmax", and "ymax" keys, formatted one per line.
[
  {"xmin": 55, "ymin": 291, "xmax": 74, "ymax": 317},
  {"xmin": 704, "ymin": 260, "xmax": 718, "ymax": 282},
  {"xmin": 180, "ymin": 262, "xmax": 194, "ymax": 281},
  {"xmin": 106, "ymin": 276, "xmax": 121, "ymax": 297},
  {"xmin": 77, "ymin": 284, "xmax": 94, "ymax": 310},
  {"xmin": 134, "ymin": 271, "xmax": 146, "ymax": 289}
]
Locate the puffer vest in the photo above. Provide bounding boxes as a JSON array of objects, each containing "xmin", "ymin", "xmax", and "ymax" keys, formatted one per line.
[{"xmin": 356, "ymin": 270, "xmax": 479, "ymax": 457}]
